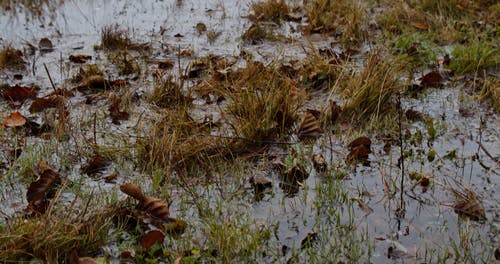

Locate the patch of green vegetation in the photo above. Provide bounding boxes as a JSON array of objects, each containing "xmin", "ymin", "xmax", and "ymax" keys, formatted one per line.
[
  {"xmin": 391, "ymin": 33, "xmax": 440, "ymax": 73},
  {"xmin": 449, "ymin": 39, "xmax": 500, "ymax": 75}
]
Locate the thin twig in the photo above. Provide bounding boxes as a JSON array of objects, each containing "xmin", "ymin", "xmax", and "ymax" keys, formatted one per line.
[{"xmin": 43, "ymin": 63, "xmax": 58, "ymax": 94}]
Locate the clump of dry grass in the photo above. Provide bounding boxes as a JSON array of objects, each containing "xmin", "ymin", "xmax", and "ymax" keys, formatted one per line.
[
  {"xmin": 302, "ymin": 0, "xmax": 366, "ymax": 44},
  {"xmin": 139, "ymin": 108, "xmax": 232, "ymax": 175},
  {"xmin": 149, "ymin": 70, "xmax": 192, "ymax": 108},
  {"xmin": 249, "ymin": 0, "xmax": 290, "ymax": 23},
  {"xmin": 0, "ymin": 44, "xmax": 26, "ymax": 70},
  {"xmin": 0, "ymin": 199, "xmax": 116, "ymax": 262},
  {"xmin": 99, "ymin": 24, "xmax": 150, "ymax": 51},
  {"xmin": 339, "ymin": 52, "xmax": 402, "ymax": 122},
  {"xmin": 221, "ymin": 61, "xmax": 304, "ymax": 141}
]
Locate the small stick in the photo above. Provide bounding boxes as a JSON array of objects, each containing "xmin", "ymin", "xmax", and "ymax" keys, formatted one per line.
[
  {"xmin": 93, "ymin": 113, "xmax": 97, "ymax": 145},
  {"xmin": 43, "ymin": 63, "xmax": 58, "ymax": 93}
]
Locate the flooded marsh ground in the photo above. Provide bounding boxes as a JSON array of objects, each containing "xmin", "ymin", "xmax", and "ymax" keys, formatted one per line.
[{"xmin": 0, "ymin": 0, "xmax": 499, "ymax": 263}]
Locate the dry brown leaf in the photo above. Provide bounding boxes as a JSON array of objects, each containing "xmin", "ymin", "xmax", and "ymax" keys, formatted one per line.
[
  {"xmin": 26, "ymin": 161, "xmax": 60, "ymax": 214},
  {"xmin": 2, "ymin": 84, "xmax": 37, "ymax": 103},
  {"xmin": 140, "ymin": 230, "xmax": 165, "ymax": 249},
  {"xmin": 69, "ymin": 54, "xmax": 92, "ymax": 63},
  {"xmin": 297, "ymin": 110, "xmax": 323, "ymax": 140},
  {"xmin": 82, "ymin": 154, "xmax": 110, "ymax": 175},
  {"xmin": 29, "ymin": 95, "xmax": 65, "ymax": 112},
  {"xmin": 347, "ymin": 136, "xmax": 371, "ymax": 150},
  {"xmin": 3, "ymin": 111, "xmax": 26, "ymax": 127},
  {"xmin": 120, "ymin": 183, "xmax": 146, "ymax": 201},
  {"xmin": 120, "ymin": 182, "xmax": 170, "ymax": 221},
  {"xmin": 420, "ymin": 71, "xmax": 444, "ymax": 87},
  {"xmin": 410, "ymin": 22, "xmax": 429, "ymax": 30}
]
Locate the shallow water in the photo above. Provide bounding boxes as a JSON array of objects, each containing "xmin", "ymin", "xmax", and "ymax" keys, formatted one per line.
[{"xmin": 1, "ymin": 0, "xmax": 498, "ymax": 263}]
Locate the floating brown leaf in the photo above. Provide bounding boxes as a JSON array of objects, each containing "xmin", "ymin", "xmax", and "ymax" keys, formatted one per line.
[
  {"xmin": 69, "ymin": 54, "xmax": 92, "ymax": 63},
  {"xmin": 297, "ymin": 110, "xmax": 323, "ymax": 140},
  {"xmin": 29, "ymin": 95, "xmax": 65, "ymax": 112},
  {"xmin": 83, "ymin": 154, "xmax": 110, "ymax": 175},
  {"xmin": 38, "ymin": 37, "xmax": 54, "ymax": 52},
  {"xmin": 140, "ymin": 230, "xmax": 165, "ymax": 250},
  {"xmin": 347, "ymin": 136, "xmax": 371, "ymax": 150},
  {"xmin": 2, "ymin": 84, "xmax": 37, "ymax": 103},
  {"xmin": 26, "ymin": 161, "xmax": 60, "ymax": 214},
  {"xmin": 3, "ymin": 111, "xmax": 26, "ymax": 127},
  {"xmin": 419, "ymin": 71, "xmax": 443, "ymax": 88}
]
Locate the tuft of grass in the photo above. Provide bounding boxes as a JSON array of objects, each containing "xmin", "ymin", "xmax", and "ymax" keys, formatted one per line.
[
  {"xmin": 449, "ymin": 40, "xmax": 499, "ymax": 75},
  {"xmin": 99, "ymin": 24, "xmax": 150, "ymax": 51},
  {"xmin": 222, "ymin": 61, "xmax": 303, "ymax": 142},
  {"xmin": 0, "ymin": 198, "xmax": 117, "ymax": 262},
  {"xmin": 249, "ymin": 0, "xmax": 290, "ymax": 23},
  {"xmin": 340, "ymin": 52, "xmax": 402, "ymax": 123},
  {"xmin": 302, "ymin": 0, "xmax": 366, "ymax": 44},
  {"xmin": 0, "ymin": 44, "xmax": 26, "ymax": 70},
  {"xmin": 149, "ymin": 70, "xmax": 191, "ymax": 108}
]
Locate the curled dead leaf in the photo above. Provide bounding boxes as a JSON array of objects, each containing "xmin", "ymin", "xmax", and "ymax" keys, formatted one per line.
[
  {"xmin": 120, "ymin": 183, "xmax": 170, "ymax": 221},
  {"xmin": 120, "ymin": 183, "xmax": 145, "ymax": 201},
  {"xmin": 297, "ymin": 110, "xmax": 323, "ymax": 140},
  {"xmin": 3, "ymin": 111, "xmax": 26, "ymax": 127}
]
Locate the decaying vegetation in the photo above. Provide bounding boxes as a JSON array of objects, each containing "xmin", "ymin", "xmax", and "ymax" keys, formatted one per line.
[{"xmin": 0, "ymin": 0, "xmax": 498, "ymax": 263}]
